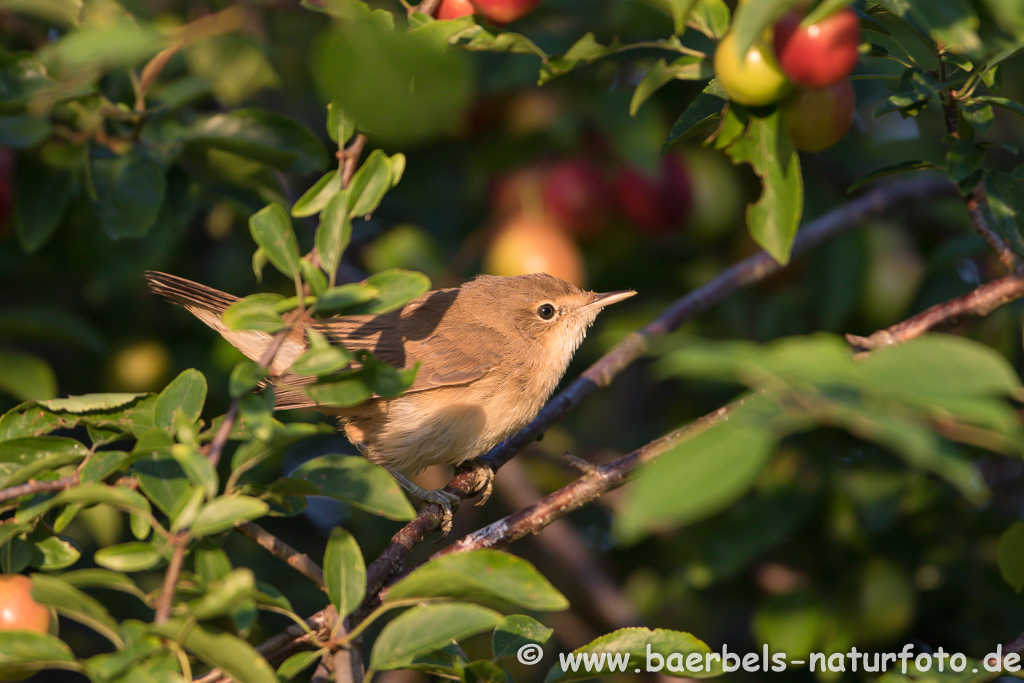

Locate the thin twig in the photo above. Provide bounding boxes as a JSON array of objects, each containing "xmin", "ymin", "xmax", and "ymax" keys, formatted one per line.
[
  {"xmin": 340, "ymin": 134, "xmax": 367, "ymax": 189},
  {"xmin": 847, "ymin": 271, "xmax": 1024, "ymax": 351},
  {"xmin": 234, "ymin": 521, "xmax": 326, "ymax": 591},
  {"xmin": 155, "ymin": 536, "xmax": 188, "ymax": 624},
  {"xmin": 0, "ymin": 474, "xmax": 79, "ymax": 504}
]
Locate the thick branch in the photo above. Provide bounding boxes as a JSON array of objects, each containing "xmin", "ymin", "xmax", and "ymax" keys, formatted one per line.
[{"xmin": 847, "ymin": 271, "xmax": 1024, "ymax": 351}]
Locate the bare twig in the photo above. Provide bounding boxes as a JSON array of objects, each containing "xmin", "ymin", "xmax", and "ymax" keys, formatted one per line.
[
  {"xmin": 340, "ymin": 134, "xmax": 367, "ymax": 189},
  {"xmin": 155, "ymin": 536, "xmax": 188, "ymax": 624},
  {"xmin": 0, "ymin": 473, "xmax": 79, "ymax": 504},
  {"xmin": 411, "ymin": 0, "xmax": 442, "ymax": 17},
  {"xmin": 847, "ymin": 271, "xmax": 1024, "ymax": 351},
  {"xmin": 234, "ymin": 521, "xmax": 326, "ymax": 591}
]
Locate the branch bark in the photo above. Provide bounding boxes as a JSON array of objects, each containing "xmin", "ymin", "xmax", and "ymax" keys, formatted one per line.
[{"xmin": 234, "ymin": 521, "xmax": 327, "ymax": 591}]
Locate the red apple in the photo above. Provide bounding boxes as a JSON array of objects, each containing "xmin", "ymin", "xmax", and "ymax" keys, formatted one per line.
[
  {"xmin": 435, "ymin": 0, "xmax": 475, "ymax": 19},
  {"xmin": 484, "ymin": 211, "xmax": 585, "ymax": 286},
  {"xmin": 782, "ymin": 79, "xmax": 855, "ymax": 152},
  {"xmin": 774, "ymin": 8, "xmax": 860, "ymax": 88},
  {"xmin": 469, "ymin": 0, "xmax": 541, "ymax": 23},
  {"xmin": 0, "ymin": 575, "xmax": 50, "ymax": 634},
  {"xmin": 539, "ymin": 159, "xmax": 610, "ymax": 238},
  {"xmin": 613, "ymin": 156, "xmax": 693, "ymax": 235},
  {"xmin": 714, "ymin": 30, "xmax": 792, "ymax": 107}
]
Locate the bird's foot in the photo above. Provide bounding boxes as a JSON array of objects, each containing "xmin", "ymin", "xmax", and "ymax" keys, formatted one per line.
[
  {"xmin": 389, "ymin": 470, "xmax": 461, "ymax": 534},
  {"xmin": 461, "ymin": 461, "xmax": 495, "ymax": 506}
]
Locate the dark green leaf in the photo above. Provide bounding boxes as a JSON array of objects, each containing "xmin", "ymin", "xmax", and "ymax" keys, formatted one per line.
[
  {"xmin": 998, "ymin": 522, "xmax": 1024, "ymax": 593},
  {"xmin": 387, "ymin": 549, "xmax": 568, "ymax": 611},
  {"xmin": 91, "ymin": 147, "xmax": 167, "ymax": 240},
  {"xmin": 31, "ymin": 534, "xmax": 80, "ymax": 570},
  {"xmin": 946, "ymin": 139, "xmax": 983, "ymax": 185},
  {"xmin": 987, "ymin": 169, "xmax": 1024, "ymax": 255},
  {"xmin": 187, "ymin": 109, "xmax": 326, "ymax": 175},
  {"xmin": 631, "ymin": 57, "xmax": 713, "ymax": 117},
  {"xmin": 0, "ymin": 436, "xmax": 87, "ymax": 488},
  {"xmin": 154, "ymin": 368, "xmax": 207, "ymax": 434},
  {"xmin": 250, "ymin": 203, "xmax": 302, "ymax": 279},
  {"xmin": 277, "ymin": 649, "xmax": 325, "ymax": 679},
  {"xmin": 323, "ymin": 527, "xmax": 365, "ymax": 618},
  {"xmin": 369, "ymin": 603, "xmax": 503, "ymax": 671},
  {"xmin": 847, "ymin": 160, "xmax": 939, "ymax": 192},
  {"xmin": 13, "ymin": 156, "xmax": 73, "ymax": 253},
  {"xmin": 873, "ymin": 0, "xmax": 981, "ymax": 57},
  {"xmin": 133, "ymin": 452, "xmax": 191, "ymax": 518},
  {"xmin": 294, "ymin": 454, "xmax": 416, "ymax": 520},
  {"xmin": 0, "ymin": 631, "xmax": 75, "ymax": 674},
  {"xmin": 492, "ymin": 615, "xmax": 553, "ymax": 660},
  {"xmin": 662, "ymin": 80, "xmax": 727, "ymax": 153}
]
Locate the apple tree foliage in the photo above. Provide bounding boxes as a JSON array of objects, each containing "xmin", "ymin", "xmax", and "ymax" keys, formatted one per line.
[{"xmin": 1, "ymin": 0, "xmax": 1024, "ymax": 681}]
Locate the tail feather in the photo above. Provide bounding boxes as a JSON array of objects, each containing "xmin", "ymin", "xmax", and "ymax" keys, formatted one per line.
[{"xmin": 146, "ymin": 270, "xmax": 305, "ymax": 378}]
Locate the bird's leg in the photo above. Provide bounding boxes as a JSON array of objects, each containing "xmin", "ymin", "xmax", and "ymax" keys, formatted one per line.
[{"xmin": 388, "ymin": 469, "xmax": 461, "ymax": 534}]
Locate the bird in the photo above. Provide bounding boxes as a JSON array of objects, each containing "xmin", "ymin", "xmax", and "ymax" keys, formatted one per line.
[{"xmin": 146, "ymin": 270, "xmax": 635, "ymax": 528}]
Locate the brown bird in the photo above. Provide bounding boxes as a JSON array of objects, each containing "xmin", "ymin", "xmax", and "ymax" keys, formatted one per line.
[{"xmin": 146, "ymin": 271, "xmax": 635, "ymax": 527}]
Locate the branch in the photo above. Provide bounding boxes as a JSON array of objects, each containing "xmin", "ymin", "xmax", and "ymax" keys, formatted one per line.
[
  {"xmin": 846, "ymin": 271, "xmax": 1024, "ymax": 352},
  {"xmin": 0, "ymin": 473, "xmax": 78, "ymax": 504},
  {"xmin": 234, "ymin": 521, "xmax": 326, "ymax": 591},
  {"xmin": 154, "ymin": 535, "xmax": 187, "ymax": 624}
]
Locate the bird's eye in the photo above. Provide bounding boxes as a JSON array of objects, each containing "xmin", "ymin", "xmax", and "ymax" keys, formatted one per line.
[{"xmin": 537, "ymin": 303, "xmax": 556, "ymax": 320}]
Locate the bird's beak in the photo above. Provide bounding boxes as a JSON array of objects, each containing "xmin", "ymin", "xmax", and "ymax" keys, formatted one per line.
[{"xmin": 582, "ymin": 289, "xmax": 637, "ymax": 311}]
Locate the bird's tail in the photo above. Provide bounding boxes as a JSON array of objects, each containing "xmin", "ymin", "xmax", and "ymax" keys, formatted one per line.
[{"xmin": 145, "ymin": 271, "xmax": 305, "ymax": 377}]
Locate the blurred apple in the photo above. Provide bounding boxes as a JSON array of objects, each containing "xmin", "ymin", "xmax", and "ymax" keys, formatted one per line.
[
  {"xmin": 484, "ymin": 211, "xmax": 585, "ymax": 286},
  {"xmin": 774, "ymin": 8, "xmax": 860, "ymax": 88},
  {"xmin": 0, "ymin": 575, "xmax": 50, "ymax": 634},
  {"xmin": 492, "ymin": 159, "xmax": 610, "ymax": 238},
  {"xmin": 858, "ymin": 558, "xmax": 915, "ymax": 643},
  {"xmin": 107, "ymin": 339, "xmax": 172, "ymax": 393},
  {"xmin": 435, "ymin": 0, "xmax": 540, "ymax": 23},
  {"xmin": 782, "ymin": 79, "xmax": 855, "ymax": 152},
  {"xmin": 613, "ymin": 155, "xmax": 693, "ymax": 235},
  {"xmin": 435, "ymin": 0, "xmax": 475, "ymax": 19},
  {"xmin": 860, "ymin": 222, "xmax": 925, "ymax": 328},
  {"xmin": 713, "ymin": 30, "xmax": 791, "ymax": 107},
  {"xmin": 675, "ymin": 147, "xmax": 743, "ymax": 241}
]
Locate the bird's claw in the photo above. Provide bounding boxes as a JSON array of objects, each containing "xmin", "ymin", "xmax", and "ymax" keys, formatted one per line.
[
  {"xmin": 467, "ymin": 462, "xmax": 495, "ymax": 506},
  {"xmin": 419, "ymin": 488, "xmax": 461, "ymax": 534}
]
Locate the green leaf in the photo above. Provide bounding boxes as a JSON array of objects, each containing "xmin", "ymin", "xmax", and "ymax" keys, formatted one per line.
[
  {"xmin": 0, "ymin": 631, "xmax": 75, "ymax": 674},
  {"xmin": 728, "ymin": 0, "xmax": 804, "ymax": 57},
  {"xmin": 94, "ymin": 542, "xmax": 164, "ymax": 572},
  {"xmin": 277, "ymin": 649, "xmax": 325, "ymax": 679},
  {"xmin": 36, "ymin": 393, "xmax": 143, "ymax": 413},
  {"xmin": 293, "ymin": 454, "xmax": 416, "ymax": 520},
  {"xmin": 716, "ymin": 107, "xmax": 802, "ymax": 263},
  {"xmin": 874, "ymin": 0, "xmax": 981, "ymax": 57},
  {"xmin": 631, "ymin": 57, "xmax": 713, "ymax": 116},
  {"xmin": 347, "ymin": 149, "xmax": 395, "ymax": 218},
  {"xmin": 222, "ymin": 293, "xmax": 286, "ymax": 333},
  {"xmin": 32, "ymin": 534, "xmax": 80, "ymax": 570},
  {"xmin": 539, "ymin": 33, "xmax": 621, "ymax": 85},
  {"xmin": 91, "ymin": 147, "xmax": 167, "ymax": 240},
  {"xmin": 662, "ymin": 80, "xmax": 729, "ymax": 153},
  {"xmin": 873, "ymin": 67, "xmax": 944, "ymax": 118},
  {"xmin": 315, "ymin": 283, "xmax": 379, "ymax": 313},
  {"xmin": 688, "ymin": 0, "xmax": 730, "ymax": 38},
  {"xmin": 311, "ymin": 5, "xmax": 472, "ymax": 145},
  {"xmin": 0, "ymin": 0, "xmax": 82, "ymax": 26},
  {"xmin": 292, "ymin": 170, "xmax": 343, "ymax": 218},
  {"xmin": 986, "ymin": 169, "xmax": 1024, "ymax": 253},
  {"xmin": 290, "ymin": 335, "xmax": 352, "ymax": 376},
  {"xmin": 998, "ymin": 522, "xmax": 1024, "ymax": 593},
  {"xmin": 250, "ymin": 203, "xmax": 302, "ymax": 279},
  {"xmin": 191, "ymin": 495, "xmax": 269, "ymax": 536},
  {"xmin": 133, "ymin": 452, "xmax": 191, "ymax": 518},
  {"xmin": 617, "ymin": 411, "xmax": 775, "ymax": 542},
  {"xmin": 30, "ymin": 573, "xmax": 122, "ymax": 646},
  {"xmin": 493, "ymin": 614, "xmax": 553, "ymax": 660},
  {"xmin": 350, "ymin": 269, "xmax": 431, "ymax": 315},
  {"xmin": 946, "ymin": 139, "xmax": 984, "ymax": 185},
  {"xmin": 0, "ymin": 436, "xmax": 87, "ymax": 488},
  {"xmin": 327, "ymin": 100, "xmax": 356, "ymax": 145},
  {"xmin": 0, "ymin": 351, "xmax": 57, "ymax": 402},
  {"xmin": 229, "ymin": 360, "xmax": 267, "ymax": 398},
  {"xmin": 387, "ymin": 549, "xmax": 568, "ymax": 611},
  {"xmin": 323, "ymin": 527, "xmax": 365, "ymax": 618},
  {"xmin": 154, "ymin": 368, "xmax": 207, "ymax": 434},
  {"xmin": 847, "ymin": 160, "xmax": 939, "ymax": 192},
  {"xmin": 369, "ymin": 603, "xmax": 503, "ymax": 671},
  {"xmin": 187, "ymin": 109, "xmax": 326, "ymax": 175},
  {"xmin": 186, "ymin": 568, "xmax": 257, "ymax": 620},
  {"xmin": 13, "ymin": 156, "xmax": 73, "ymax": 253},
  {"xmin": 61, "ymin": 568, "xmax": 145, "ymax": 599},
  {"xmin": 149, "ymin": 619, "xmax": 278, "ymax": 683},
  {"xmin": 545, "ymin": 628, "xmax": 720, "ymax": 682},
  {"xmin": 316, "ymin": 190, "xmax": 353, "ymax": 282}
]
